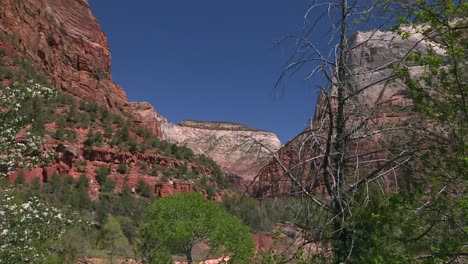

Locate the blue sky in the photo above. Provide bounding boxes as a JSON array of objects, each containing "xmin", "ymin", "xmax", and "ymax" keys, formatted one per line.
[{"xmin": 89, "ymin": 0, "xmax": 319, "ymax": 143}]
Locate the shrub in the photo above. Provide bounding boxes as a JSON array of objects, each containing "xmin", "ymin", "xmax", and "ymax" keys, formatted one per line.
[
  {"xmin": 136, "ymin": 179, "xmax": 153, "ymax": 198},
  {"xmin": 176, "ymin": 164, "xmax": 188, "ymax": 177},
  {"xmin": 95, "ymin": 166, "xmax": 110, "ymax": 185},
  {"xmin": 75, "ymin": 174, "xmax": 89, "ymax": 190},
  {"xmin": 138, "ymin": 161, "xmax": 149, "ymax": 174},
  {"xmin": 206, "ymin": 185, "xmax": 217, "ymax": 199},
  {"xmin": 53, "ymin": 127, "xmax": 65, "ymax": 140},
  {"xmin": 128, "ymin": 139, "xmax": 138, "ymax": 153},
  {"xmin": 102, "ymin": 178, "xmax": 115, "ymax": 193},
  {"xmin": 65, "ymin": 129, "xmax": 77, "ymax": 142},
  {"xmin": 150, "ymin": 166, "xmax": 160, "ymax": 177},
  {"xmin": 14, "ymin": 170, "xmax": 26, "ymax": 186},
  {"xmin": 117, "ymin": 163, "xmax": 128, "ymax": 174},
  {"xmin": 74, "ymin": 160, "xmax": 87, "ymax": 173}
]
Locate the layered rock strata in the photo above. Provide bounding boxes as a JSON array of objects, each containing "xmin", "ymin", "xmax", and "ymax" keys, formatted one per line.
[
  {"xmin": 0, "ymin": 0, "xmax": 163, "ymax": 137},
  {"xmin": 257, "ymin": 29, "xmax": 442, "ymax": 196},
  {"xmin": 129, "ymin": 102, "xmax": 282, "ymax": 182},
  {"xmin": 0, "ymin": 0, "xmax": 127, "ymax": 110}
]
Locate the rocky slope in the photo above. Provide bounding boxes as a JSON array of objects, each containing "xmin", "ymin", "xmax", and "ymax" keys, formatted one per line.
[
  {"xmin": 257, "ymin": 29, "xmax": 441, "ymax": 196},
  {"xmin": 0, "ymin": 0, "xmax": 164, "ymax": 137},
  {"xmin": 1, "ymin": 0, "xmax": 279, "ymax": 184},
  {"xmin": 0, "ymin": 0, "xmax": 234, "ymax": 199},
  {"xmin": 0, "ymin": 0, "xmax": 125, "ymax": 109},
  {"xmin": 7, "ymin": 95, "xmax": 225, "ymax": 200},
  {"xmin": 129, "ymin": 102, "xmax": 282, "ymax": 183}
]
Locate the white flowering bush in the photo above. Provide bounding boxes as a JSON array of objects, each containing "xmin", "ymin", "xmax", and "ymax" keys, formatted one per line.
[
  {"xmin": 0, "ymin": 81, "xmax": 56, "ymax": 177},
  {"xmin": 0, "ymin": 190, "xmax": 78, "ymax": 263}
]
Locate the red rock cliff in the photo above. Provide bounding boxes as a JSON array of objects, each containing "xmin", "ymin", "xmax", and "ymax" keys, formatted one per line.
[
  {"xmin": 257, "ymin": 29, "xmax": 440, "ymax": 197},
  {"xmin": 0, "ymin": 0, "xmax": 127, "ymax": 110}
]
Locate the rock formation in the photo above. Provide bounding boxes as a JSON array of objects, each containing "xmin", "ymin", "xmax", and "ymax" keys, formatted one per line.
[
  {"xmin": 257, "ymin": 29, "xmax": 441, "ymax": 196},
  {"xmin": 0, "ymin": 0, "xmax": 128, "ymax": 111},
  {"xmin": 130, "ymin": 102, "xmax": 282, "ymax": 182},
  {"xmin": 0, "ymin": 0, "xmax": 278, "ymax": 182}
]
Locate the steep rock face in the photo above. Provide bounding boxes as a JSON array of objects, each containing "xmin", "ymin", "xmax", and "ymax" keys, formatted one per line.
[
  {"xmin": 145, "ymin": 107, "xmax": 282, "ymax": 181},
  {"xmin": 9, "ymin": 141, "xmax": 211, "ymax": 200},
  {"xmin": 257, "ymin": 29, "xmax": 439, "ymax": 196},
  {"xmin": 0, "ymin": 0, "xmax": 127, "ymax": 110},
  {"xmin": 128, "ymin": 102, "xmax": 163, "ymax": 138}
]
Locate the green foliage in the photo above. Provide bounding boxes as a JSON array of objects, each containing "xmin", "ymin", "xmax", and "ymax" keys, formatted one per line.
[
  {"xmin": 102, "ymin": 178, "xmax": 116, "ymax": 193},
  {"xmin": 95, "ymin": 165, "xmax": 110, "ymax": 185},
  {"xmin": 74, "ymin": 160, "xmax": 87, "ymax": 173},
  {"xmin": 46, "ymin": 227, "xmax": 92, "ymax": 264},
  {"xmin": 0, "ymin": 190, "xmax": 78, "ymax": 263},
  {"xmin": 52, "ymin": 126, "xmax": 65, "ymax": 140},
  {"xmin": 0, "ymin": 82, "xmax": 56, "ymax": 177},
  {"xmin": 222, "ymin": 195, "xmax": 306, "ymax": 233},
  {"xmin": 117, "ymin": 163, "xmax": 128, "ymax": 174},
  {"xmin": 84, "ymin": 129, "xmax": 104, "ymax": 147},
  {"xmin": 136, "ymin": 179, "xmax": 153, "ymax": 197},
  {"xmin": 14, "ymin": 170, "xmax": 25, "ymax": 186},
  {"xmin": 388, "ymin": 1, "xmax": 467, "ymax": 261},
  {"xmin": 13, "ymin": 56, "xmax": 49, "ymax": 85},
  {"xmin": 0, "ymin": 52, "xmax": 13, "ymax": 80},
  {"xmin": 100, "ymin": 216, "xmax": 135, "ymax": 259},
  {"xmin": 142, "ymin": 192, "xmax": 255, "ymax": 263},
  {"xmin": 64, "ymin": 129, "xmax": 77, "ymax": 142}
]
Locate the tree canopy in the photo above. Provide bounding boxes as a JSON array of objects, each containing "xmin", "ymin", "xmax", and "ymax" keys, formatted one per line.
[{"xmin": 141, "ymin": 192, "xmax": 254, "ymax": 263}]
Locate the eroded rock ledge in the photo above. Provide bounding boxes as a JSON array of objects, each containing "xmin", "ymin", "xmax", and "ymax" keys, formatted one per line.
[{"xmin": 129, "ymin": 102, "xmax": 282, "ymax": 182}]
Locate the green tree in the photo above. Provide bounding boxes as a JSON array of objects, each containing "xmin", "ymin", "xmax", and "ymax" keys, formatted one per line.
[
  {"xmin": 390, "ymin": 1, "xmax": 468, "ymax": 261},
  {"xmin": 95, "ymin": 165, "xmax": 110, "ymax": 185},
  {"xmin": 0, "ymin": 191, "xmax": 77, "ymax": 263},
  {"xmin": 271, "ymin": 0, "xmax": 466, "ymax": 262},
  {"xmin": 101, "ymin": 216, "xmax": 134, "ymax": 260},
  {"xmin": 141, "ymin": 192, "xmax": 254, "ymax": 263}
]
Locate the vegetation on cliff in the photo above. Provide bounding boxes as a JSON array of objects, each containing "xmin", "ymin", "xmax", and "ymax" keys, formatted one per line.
[
  {"xmin": 0, "ymin": 0, "xmax": 466, "ymax": 263},
  {"xmin": 0, "ymin": 68, "xmax": 236, "ymax": 262},
  {"xmin": 262, "ymin": 0, "xmax": 467, "ymax": 262}
]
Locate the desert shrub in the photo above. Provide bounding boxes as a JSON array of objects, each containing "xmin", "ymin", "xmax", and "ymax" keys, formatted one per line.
[
  {"xmin": 128, "ymin": 139, "xmax": 138, "ymax": 153},
  {"xmin": 75, "ymin": 174, "xmax": 89, "ymax": 190},
  {"xmin": 205, "ymin": 185, "xmax": 217, "ymax": 199},
  {"xmin": 176, "ymin": 164, "xmax": 188, "ymax": 177},
  {"xmin": 53, "ymin": 127, "xmax": 65, "ymax": 140},
  {"xmin": 102, "ymin": 178, "xmax": 115, "ymax": 193},
  {"xmin": 95, "ymin": 165, "xmax": 110, "ymax": 185},
  {"xmin": 55, "ymin": 116, "xmax": 67, "ymax": 128},
  {"xmin": 136, "ymin": 179, "xmax": 153, "ymax": 198},
  {"xmin": 65, "ymin": 129, "xmax": 77, "ymax": 142},
  {"xmin": 76, "ymin": 112, "xmax": 90, "ymax": 128},
  {"xmin": 117, "ymin": 163, "xmax": 128, "ymax": 174},
  {"xmin": 84, "ymin": 130, "xmax": 104, "ymax": 147},
  {"xmin": 54, "ymin": 93, "xmax": 74, "ymax": 106},
  {"xmin": 14, "ymin": 170, "xmax": 26, "ymax": 186},
  {"xmin": 150, "ymin": 165, "xmax": 161, "ymax": 177},
  {"xmin": 74, "ymin": 160, "xmax": 87, "ymax": 173}
]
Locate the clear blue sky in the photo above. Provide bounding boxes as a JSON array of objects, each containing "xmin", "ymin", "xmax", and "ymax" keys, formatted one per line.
[{"xmin": 89, "ymin": 0, "xmax": 319, "ymax": 143}]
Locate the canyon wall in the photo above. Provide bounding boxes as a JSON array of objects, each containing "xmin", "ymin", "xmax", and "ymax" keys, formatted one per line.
[
  {"xmin": 129, "ymin": 102, "xmax": 282, "ymax": 182},
  {"xmin": 257, "ymin": 29, "xmax": 441, "ymax": 196},
  {"xmin": 0, "ymin": 0, "xmax": 163, "ymax": 136}
]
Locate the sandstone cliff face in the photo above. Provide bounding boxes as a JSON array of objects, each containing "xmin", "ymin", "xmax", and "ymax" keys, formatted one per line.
[
  {"xmin": 258, "ymin": 29, "xmax": 438, "ymax": 196},
  {"xmin": 0, "ymin": 0, "xmax": 163, "ymax": 136},
  {"xmin": 128, "ymin": 102, "xmax": 163, "ymax": 138},
  {"xmin": 132, "ymin": 104, "xmax": 283, "ymax": 182},
  {"xmin": 0, "ymin": 0, "xmax": 127, "ymax": 110}
]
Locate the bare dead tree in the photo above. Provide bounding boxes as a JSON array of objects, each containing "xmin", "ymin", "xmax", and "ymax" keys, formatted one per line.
[{"xmin": 250, "ymin": 0, "xmax": 467, "ymax": 263}]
